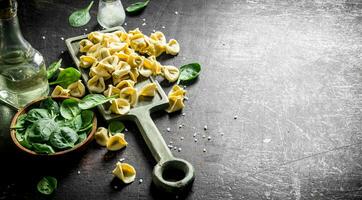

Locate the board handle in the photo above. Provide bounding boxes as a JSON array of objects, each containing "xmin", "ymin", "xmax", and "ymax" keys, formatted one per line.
[{"xmin": 133, "ymin": 110, "xmax": 195, "ymax": 193}]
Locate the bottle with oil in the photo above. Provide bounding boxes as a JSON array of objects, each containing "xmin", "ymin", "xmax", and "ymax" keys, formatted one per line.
[{"xmin": 0, "ymin": 0, "xmax": 49, "ymax": 108}]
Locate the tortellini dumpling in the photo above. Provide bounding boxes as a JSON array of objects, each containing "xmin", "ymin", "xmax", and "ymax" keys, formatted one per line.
[
  {"xmin": 162, "ymin": 65, "xmax": 180, "ymax": 82},
  {"xmin": 166, "ymin": 85, "xmax": 186, "ymax": 113},
  {"xmin": 88, "ymin": 32, "xmax": 104, "ymax": 43},
  {"xmin": 138, "ymin": 83, "xmax": 157, "ymax": 97},
  {"xmin": 120, "ymin": 87, "xmax": 138, "ymax": 107},
  {"xmin": 103, "ymin": 85, "xmax": 121, "ymax": 97},
  {"xmin": 116, "ymin": 80, "xmax": 135, "ymax": 90},
  {"xmin": 79, "ymin": 55, "xmax": 97, "ymax": 68},
  {"xmin": 112, "ymin": 162, "xmax": 136, "ymax": 184},
  {"xmin": 150, "ymin": 31, "xmax": 167, "ymax": 45},
  {"xmin": 51, "ymin": 85, "xmax": 70, "ymax": 97},
  {"xmin": 94, "ymin": 127, "xmax": 109, "ymax": 146},
  {"xmin": 79, "ymin": 39, "xmax": 94, "ymax": 53},
  {"xmin": 165, "ymin": 39, "xmax": 180, "ymax": 55},
  {"xmin": 109, "ymin": 98, "xmax": 130, "ymax": 115},
  {"xmin": 143, "ymin": 56, "xmax": 162, "ymax": 75},
  {"xmin": 98, "ymin": 55, "xmax": 119, "ymax": 73},
  {"xmin": 67, "ymin": 80, "xmax": 86, "ymax": 98},
  {"xmin": 87, "ymin": 75, "xmax": 106, "ymax": 93},
  {"xmin": 112, "ymin": 65, "xmax": 131, "ymax": 85},
  {"xmin": 106, "ymin": 133, "xmax": 128, "ymax": 151}
]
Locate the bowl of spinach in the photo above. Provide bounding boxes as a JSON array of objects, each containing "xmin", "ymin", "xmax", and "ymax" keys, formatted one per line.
[{"xmin": 10, "ymin": 96, "xmax": 97, "ymax": 156}]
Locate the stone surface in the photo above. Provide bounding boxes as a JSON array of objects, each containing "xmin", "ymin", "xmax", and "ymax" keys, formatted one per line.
[{"xmin": 1, "ymin": 0, "xmax": 362, "ymax": 199}]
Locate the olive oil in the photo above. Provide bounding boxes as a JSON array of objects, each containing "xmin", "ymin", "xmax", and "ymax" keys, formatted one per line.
[{"xmin": 0, "ymin": 0, "xmax": 49, "ymax": 108}]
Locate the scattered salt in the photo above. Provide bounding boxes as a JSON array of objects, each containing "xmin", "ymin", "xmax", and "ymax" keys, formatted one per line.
[
  {"xmin": 179, "ymin": 124, "xmax": 183, "ymax": 128},
  {"xmin": 167, "ymin": 128, "xmax": 171, "ymax": 132},
  {"xmin": 193, "ymin": 133, "xmax": 197, "ymax": 137},
  {"xmin": 162, "ymin": 26, "xmax": 165, "ymax": 29},
  {"xmin": 77, "ymin": 170, "xmax": 81, "ymax": 174},
  {"xmin": 204, "ymin": 125, "xmax": 208, "ymax": 130},
  {"xmin": 234, "ymin": 115, "xmax": 238, "ymax": 119},
  {"xmin": 124, "ymin": 22, "xmax": 127, "ymax": 26},
  {"xmin": 194, "ymin": 138, "xmax": 198, "ymax": 142},
  {"xmin": 119, "ymin": 158, "xmax": 125, "ymax": 162},
  {"xmin": 42, "ymin": 36, "xmax": 46, "ymax": 40},
  {"xmin": 142, "ymin": 22, "xmax": 146, "ymax": 26},
  {"xmin": 142, "ymin": 18, "xmax": 146, "ymax": 21},
  {"xmin": 178, "ymin": 148, "xmax": 182, "ymax": 152},
  {"xmin": 175, "ymin": 11, "xmax": 179, "ymax": 15},
  {"xmin": 263, "ymin": 138, "xmax": 272, "ymax": 143},
  {"xmin": 203, "ymin": 149, "xmax": 207, "ymax": 152},
  {"xmin": 207, "ymin": 136, "xmax": 211, "ymax": 140},
  {"xmin": 182, "ymin": 113, "xmax": 186, "ymax": 116},
  {"xmin": 60, "ymin": 37, "xmax": 64, "ymax": 41},
  {"xmin": 180, "ymin": 137, "xmax": 184, "ymax": 140},
  {"xmin": 139, "ymin": 179, "xmax": 143, "ymax": 184}
]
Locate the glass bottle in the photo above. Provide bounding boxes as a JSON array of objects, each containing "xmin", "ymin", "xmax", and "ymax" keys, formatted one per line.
[
  {"xmin": 0, "ymin": 0, "xmax": 49, "ymax": 108},
  {"xmin": 97, "ymin": 0, "xmax": 126, "ymax": 28}
]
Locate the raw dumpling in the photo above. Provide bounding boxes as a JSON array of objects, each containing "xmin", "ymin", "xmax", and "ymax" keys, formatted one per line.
[
  {"xmin": 165, "ymin": 85, "xmax": 186, "ymax": 113},
  {"xmin": 166, "ymin": 95, "xmax": 185, "ymax": 113},
  {"xmin": 120, "ymin": 87, "xmax": 138, "ymax": 107},
  {"xmin": 109, "ymin": 42, "xmax": 127, "ymax": 54},
  {"xmin": 150, "ymin": 31, "xmax": 167, "ymax": 45},
  {"xmin": 98, "ymin": 55, "xmax": 119, "ymax": 73},
  {"xmin": 112, "ymin": 162, "xmax": 136, "ymax": 184},
  {"xmin": 88, "ymin": 31, "xmax": 104, "ymax": 43},
  {"xmin": 51, "ymin": 85, "xmax": 70, "ymax": 97},
  {"xmin": 127, "ymin": 53, "xmax": 144, "ymax": 68},
  {"xmin": 104, "ymin": 85, "xmax": 121, "ymax": 97},
  {"xmin": 143, "ymin": 56, "xmax": 162, "ymax": 75},
  {"xmin": 79, "ymin": 55, "xmax": 97, "ymax": 68},
  {"xmin": 162, "ymin": 65, "xmax": 179, "ymax": 82},
  {"xmin": 79, "ymin": 39, "xmax": 94, "ymax": 53},
  {"xmin": 106, "ymin": 133, "xmax": 128, "ymax": 151},
  {"xmin": 165, "ymin": 39, "xmax": 180, "ymax": 55},
  {"xmin": 87, "ymin": 75, "xmax": 106, "ymax": 93},
  {"xmin": 129, "ymin": 68, "xmax": 139, "ymax": 82},
  {"xmin": 90, "ymin": 64, "xmax": 112, "ymax": 80},
  {"xmin": 115, "ymin": 80, "xmax": 135, "ymax": 90},
  {"xmin": 94, "ymin": 127, "xmax": 109, "ymax": 146},
  {"xmin": 112, "ymin": 65, "xmax": 131, "ymax": 85},
  {"xmin": 138, "ymin": 83, "xmax": 157, "ymax": 97},
  {"xmin": 67, "ymin": 80, "xmax": 86, "ymax": 98},
  {"xmin": 109, "ymin": 98, "xmax": 130, "ymax": 115}
]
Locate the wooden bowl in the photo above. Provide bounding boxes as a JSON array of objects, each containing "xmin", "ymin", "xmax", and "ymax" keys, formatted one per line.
[{"xmin": 10, "ymin": 96, "xmax": 97, "ymax": 156}]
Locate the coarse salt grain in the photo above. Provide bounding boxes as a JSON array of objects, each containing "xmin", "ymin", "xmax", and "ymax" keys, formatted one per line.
[
  {"xmin": 204, "ymin": 125, "xmax": 208, "ymax": 130},
  {"xmin": 202, "ymin": 135, "xmax": 206, "ymax": 138},
  {"xmin": 124, "ymin": 22, "xmax": 127, "ymax": 26},
  {"xmin": 193, "ymin": 133, "xmax": 197, "ymax": 137},
  {"xmin": 139, "ymin": 179, "xmax": 143, "ymax": 184},
  {"xmin": 169, "ymin": 141, "xmax": 173, "ymax": 144},
  {"xmin": 167, "ymin": 128, "xmax": 171, "ymax": 132},
  {"xmin": 168, "ymin": 145, "xmax": 173, "ymax": 148},
  {"xmin": 178, "ymin": 148, "xmax": 182, "ymax": 152},
  {"xmin": 220, "ymin": 132, "xmax": 224, "ymax": 136},
  {"xmin": 182, "ymin": 113, "xmax": 186, "ymax": 116},
  {"xmin": 77, "ymin": 170, "xmax": 81, "ymax": 174},
  {"xmin": 173, "ymin": 146, "xmax": 177, "ymax": 150},
  {"xmin": 85, "ymin": 28, "xmax": 88, "ymax": 31},
  {"xmin": 60, "ymin": 37, "xmax": 64, "ymax": 40},
  {"xmin": 175, "ymin": 11, "xmax": 178, "ymax": 15},
  {"xmin": 142, "ymin": 22, "xmax": 146, "ymax": 26},
  {"xmin": 162, "ymin": 26, "xmax": 165, "ymax": 29},
  {"xmin": 234, "ymin": 115, "xmax": 238, "ymax": 119},
  {"xmin": 152, "ymin": 29, "xmax": 156, "ymax": 32},
  {"xmin": 203, "ymin": 149, "xmax": 207, "ymax": 152},
  {"xmin": 179, "ymin": 124, "xmax": 183, "ymax": 128},
  {"xmin": 125, "ymin": 128, "xmax": 128, "ymax": 132},
  {"xmin": 114, "ymin": 185, "xmax": 118, "ymax": 189},
  {"xmin": 207, "ymin": 136, "xmax": 211, "ymax": 140},
  {"xmin": 194, "ymin": 138, "xmax": 198, "ymax": 142},
  {"xmin": 42, "ymin": 36, "xmax": 46, "ymax": 40},
  {"xmin": 142, "ymin": 18, "xmax": 146, "ymax": 21},
  {"xmin": 180, "ymin": 137, "xmax": 184, "ymax": 140}
]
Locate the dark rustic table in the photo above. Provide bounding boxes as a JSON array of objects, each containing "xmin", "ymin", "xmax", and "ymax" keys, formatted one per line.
[{"xmin": 1, "ymin": 0, "xmax": 362, "ymax": 199}]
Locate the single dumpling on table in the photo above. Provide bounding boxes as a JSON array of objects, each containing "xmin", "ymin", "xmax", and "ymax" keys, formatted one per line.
[
  {"xmin": 112, "ymin": 162, "xmax": 136, "ymax": 184},
  {"xmin": 67, "ymin": 80, "xmax": 86, "ymax": 98},
  {"xmin": 51, "ymin": 85, "xmax": 70, "ymax": 98},
  {"xmin": 106, "ymin": 133, "xmax": 128, "ymax": 151}
]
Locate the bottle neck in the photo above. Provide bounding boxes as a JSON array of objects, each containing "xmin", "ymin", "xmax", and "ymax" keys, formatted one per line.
[{"xmin": 0, "ymin": 13, "xmax": 30, "ymax": 52}]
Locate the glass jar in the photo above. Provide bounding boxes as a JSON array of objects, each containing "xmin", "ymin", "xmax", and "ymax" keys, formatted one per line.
[
  {"xmin": 97, "ymin": 0, "xmax": 126, "ymax": 28},
  {"xmin": 0, "ymin": 0, "xmax": 49, "ymax": 108}
]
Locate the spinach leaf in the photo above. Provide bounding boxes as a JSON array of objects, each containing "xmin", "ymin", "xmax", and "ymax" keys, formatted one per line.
[
  {"xmin": 50, "ymin": 127, "xmax": 79, "ymax": 149},
  {"xmin": 67, "ymin": 114, "xmax": 82, "ymax": 131},
  {"xmin": 60, "ymin": 99, "xmax": 81, "ymax": 120},
  {"xmin": 126, "ymin": 0, "xmax": 149, "ymax": 13},
  {"xmin": 40, "ymin": 98, "xmax": 60, "ymax": 117},
  {"xmin": 12, "ymin": 113, "xmax": 27, "ymax": 129},
  {"xmin": 49, "ymin": 67, "xmax": 81, "ymax": 88},
  {"xmin": 26, "ymin": 108, "xmax": 52, "ymax": 123},
  {"xmin": 68, "ymin": 1, "xmax": 94, "ymax": 27},
  {"xmin": 16, "ymin": 129, "xmax": 32, "ymax": 149},
  {"xmin": 80, "ymin": 110, "xmax": 94, "ymax": 129},
  {"xmin": 47, "ymin": 59, "xmax": 62, "ymax": 80},
  {"xmin": 108, "ymin": 121, "xmax": 125, "ymax": 135},
  {"xmin": 76, "ymin": 132, "xmax": 87, "ymax": 144},
  {"xmin": 78, "ymin": 94, "xmax": 117, "ymax": 110},
  {"xmin": 37, "ymin": 176, "xmax": 57, "ymax": 195},
  {"xmin": 27, "ymin": 119, "xmax": 59, "ymax": 143},
  {"xmin": 32, "ymin": 143, "xmax": 55, "ymax": 154},
  {"xmin": 177, "ymin": 63, "xmax": 201, "ymax": 84},
  {"xmin": 78, "ymin": 122, "xmax": 93, "ymax": 133}
]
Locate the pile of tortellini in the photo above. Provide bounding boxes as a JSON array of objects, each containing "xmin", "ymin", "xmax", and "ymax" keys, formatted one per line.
[{"xmin": 78, "ymin": 28, "xmax": 186, "ymax": 114}]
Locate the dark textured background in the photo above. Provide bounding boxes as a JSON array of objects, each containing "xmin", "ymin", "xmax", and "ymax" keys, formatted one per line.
[{"xmin": 1, "ymin": 0, "xmax": 362, "ymax": 199}]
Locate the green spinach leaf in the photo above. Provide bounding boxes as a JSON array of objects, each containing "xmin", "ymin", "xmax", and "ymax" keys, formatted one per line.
[
  {"xmin": 32, "ymin": 143, "xmax": 55, "ymax": 154},
  {"xmin": 47, "ymin": 59, "xmax": 62, "ymax": 80},
  {"xmin": 60, "ymin": 99, "xmax": 81, "ymax": 120},
  {"xmin": 37, "ymin": 176, "xmax": 57, "ymax": 195},
  {"xmin": 49, "ymin": 67, "xmax": 81, "ymax": 88},
  {"xmin": 76, "ymin": 132, "xmax": 87, "ymax": 144},
  {"xmin": 40, "ymin": 98, "xmax": 60, "ymax": 117},
  {"xmin": 177, "ymin": 63, "xmax": 201, "ymax": 84},
  {"xmin": 16, "ymin": 128, "xmax": 32, "ymax": 149},
  {"xmin": 50, "ymin": 127, "xmax": 79, "ymax": 149},
  {"xmin": 27, "ymin": 119, "xmax": 59, "ymax": 143},
  {"xmin": 80, "ymin": 110, "xmax": 94, "ymax": 129},
  {"xmin": 108, "ymin": 121, "xmax": 125, "ymax": 135},
  {"xmin": 26, "ymin": 108, "xmax": 52, "ymax": 123},
  {"xmin": 68, "ymin": 1, "xmax": 94, "ymax": 27},
  {"xmin": 126, "ymin": 0, "xmax": 149, "ymax": 13},
  {"xmin": 12, "ymin": 113, "xmax": 27, "ymax": 129},
  {"xmin": 78, "ymin": 94, "xmax": 117, "ymax": 110}
]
